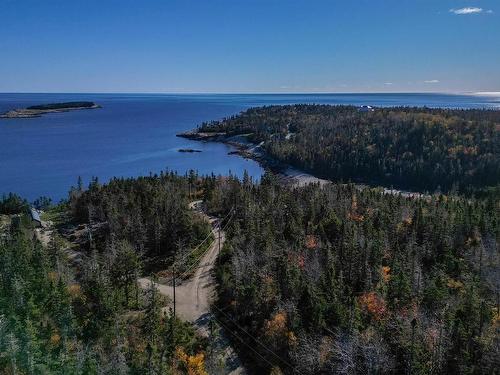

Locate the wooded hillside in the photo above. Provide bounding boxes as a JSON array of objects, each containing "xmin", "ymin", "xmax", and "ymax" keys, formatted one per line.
[
  {"xmin": 0, "ymin": 173, "xmax": 211, "ymax": 374},
  {"xmin": 200, "ymin": 105, "xmax": 500, "ymax": 194},
  {"xmin": 204, "ymin": 174, "xmax": 499, "ymax": 374}
]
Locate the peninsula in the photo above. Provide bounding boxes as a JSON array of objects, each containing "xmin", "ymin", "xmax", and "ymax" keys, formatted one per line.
[
  {"xmin": 178, "ymin": 104, "xmax": 500, "ymax": 195},
  {"xmin": 0, "ymin": 101, "xmax": 100, "ymax": 118}
]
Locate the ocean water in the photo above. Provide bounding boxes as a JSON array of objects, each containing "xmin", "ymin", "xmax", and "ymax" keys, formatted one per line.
[{"xmin": 1, "ymin": 93, "xmax": 499, "ymax": 201}]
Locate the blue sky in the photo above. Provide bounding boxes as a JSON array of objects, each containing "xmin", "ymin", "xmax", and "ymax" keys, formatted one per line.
[{"xmin": 0, "ymin": 0, "xmax": 498, "ymax": 93}]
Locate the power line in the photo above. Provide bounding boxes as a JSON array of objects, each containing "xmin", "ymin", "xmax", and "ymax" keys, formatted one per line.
[
  {"xmin": 176, "ymin": 238, "xmax": 216, "ymax": 280},
  {"xmin": 175, "ymin": 225, "xmax": 214, "ymax": 265},
  {"xmin": 221, "ymin": 208, "xmax": 235, "ymax": 231},
  {"xmin": 211, "ymin": 315, "xmax": 278, "ymax": 371},
  {"xmin": 171, "ymin": 207, "xmax": 231, "ymax": 280},
  {"xmin": 177, "ymin": 208, "xmax": 235, "ymax": 280},
  {"xmin": 212, "ymin": 305, "xmax": 300, "ymax": 374},
  {"xmin": 179, "ymin": 206, "xmax": 234, "ymax": 265},
  {"xmin": 178, "ymin": 234, "xmax": 216, "ymax": 274}
]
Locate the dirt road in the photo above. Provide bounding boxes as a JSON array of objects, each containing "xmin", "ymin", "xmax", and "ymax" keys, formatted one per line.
[
  {"xmin": 138, "ymin": 227, "xmax": 224, "ymax": 324},
  {"xmin": 138, "ymin": 203, "xmax": 245, "ymax": 374}
]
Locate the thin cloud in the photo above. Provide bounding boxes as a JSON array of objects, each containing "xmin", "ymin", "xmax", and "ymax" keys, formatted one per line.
[
  {"xmin": 384, "ymin": 82, "xmax": 393, "ymax": 85},
  {"xmin": 424, "ymin": 80, "xmax": 440, "ymax": 84},
  {"xmin": 449, "ymin": 7, "xmax": 490, "ymax": 15}
]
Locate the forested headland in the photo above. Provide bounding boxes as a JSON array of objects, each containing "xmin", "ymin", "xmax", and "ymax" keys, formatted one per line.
[{"xmin": 197, "ymin": 105, "xmax": 500, "ymax": 195}]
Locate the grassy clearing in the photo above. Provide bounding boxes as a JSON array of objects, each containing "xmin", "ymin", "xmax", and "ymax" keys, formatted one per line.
[
  {"xmin": 183, "ymin": 232, "xmax": 215, "ymax": 274},
  {"xmin": 0, "ymin": 215, "xmax": 11, "ymax": 229},
  {"xmin": 40, "ymin": 203, "xmax": 70, "ymax": 226}
]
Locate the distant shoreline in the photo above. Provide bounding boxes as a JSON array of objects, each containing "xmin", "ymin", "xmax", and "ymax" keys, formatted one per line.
[
  {"xmin": 177, "ymin": 130, "xmax": 427, "ymax": 198},
  {"xmin": 0, "ymin": 101, "xmax": 100, "ymax": 119},
  {"xmin": 177, "ymin": 130, "xmax": 329, "ymax": 186}
]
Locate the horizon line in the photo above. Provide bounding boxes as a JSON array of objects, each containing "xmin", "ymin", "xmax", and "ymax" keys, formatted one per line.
[{"xmin": 1, "ymin": 90, "xmax": 498, "ymax": 96}]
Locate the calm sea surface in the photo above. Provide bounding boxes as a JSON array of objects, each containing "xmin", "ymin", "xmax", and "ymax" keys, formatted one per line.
[{"xmin": 1, "ymin": 93, "xmax": 499, "ymax": 201}]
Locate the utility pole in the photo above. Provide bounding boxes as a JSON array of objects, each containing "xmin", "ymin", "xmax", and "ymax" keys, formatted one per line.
[
  {"xmin": 409, "ymin": 318, "xmax": 416, "ymax": 375},
  {"xmin": 173, "ymin": 247, "xmax": 177, "ymax": 320},
  {"xmin": 218, "ymin": 221, "xmax": 221, "ymax": 254},
  {"xmin": 87, "ymin": 206, "xmax": 93, "ymax": 250},
  {"xmin": 171, "ymin": 246, "xmax": 177, "ymax": 372},
  {"xmin": 209, "ymin": 316, "xmax": 214, "ymax": 356}
]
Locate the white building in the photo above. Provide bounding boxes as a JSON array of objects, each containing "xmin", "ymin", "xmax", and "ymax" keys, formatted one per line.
[{"xmin": 358, "ymin": 105, "xmax": 375, "ymax": 112}]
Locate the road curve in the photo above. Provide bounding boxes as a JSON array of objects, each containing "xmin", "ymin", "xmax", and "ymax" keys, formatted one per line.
[
  {"xmin": 138, "ymin": 225, "xmax": 224, "ymax": 324},
  {"xmin": 138, "ymin": 200, "xmax": 225, "ymax": 326}
]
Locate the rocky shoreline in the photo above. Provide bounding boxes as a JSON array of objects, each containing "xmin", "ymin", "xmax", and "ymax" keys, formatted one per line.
[
  {"xmin": 177, "ymin": 130, "xmax": 227, "ymax": 141},
  {"xmin": 177, "ymin": 130, "xmax": 329, "ymax": 186},
  {"xmin": 1, "ymin": 102, "xmax": 101, "ymax": 119},
  {"xmin": 177, "ymin": 130, "xmax": 428, "ymax": 195},
  {"xmin": 178, "ymin": 130, "xmax": 279, "ymax": 167}
]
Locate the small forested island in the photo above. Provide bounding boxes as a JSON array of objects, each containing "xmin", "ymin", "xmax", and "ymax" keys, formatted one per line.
[
  {"xmin": 178, "ymin": 148, "xmax": 202, "ymax": 153},
  {"xmin": 0, "ymin": 101, "xmax": 100, "ymax": 118},
  {"xmin": 180, "ymin": 105, "xmax": 500, "ymax": 195}
]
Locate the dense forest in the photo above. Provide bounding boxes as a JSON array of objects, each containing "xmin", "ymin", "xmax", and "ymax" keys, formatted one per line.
[
  {"xmin": 1, "ymin": 106, "xmax": 499, "ymax": 374},
  {"xmin": 1, "ymin": 170, "xmax": 499, "ymax": 374},
  {"xmin": 0, "ymin": 193, "xmax": 28, "ymax": 215},
  {"xmin": 199, "ymin": 105, "xmax": 500, "ymax": 194},
  {"xmin": 0, "ymin": 173, "xmax": 214, "ymax": 374},
  {"xmin": 203, "ymin": 174, "xmax": 499, "ymax": 374},
  {"xmin": 68, "ymin": 172, "xmax": 212, "ymax": 272},
  {"xmin": 0, "ymin": 225, "xmax": 207, "ymax": 373}
]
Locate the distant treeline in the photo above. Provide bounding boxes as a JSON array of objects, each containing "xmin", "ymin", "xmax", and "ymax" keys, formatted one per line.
[
  {"xmin": 69, "ymin": 172, "xmax": 211, "ymax": 270},
  {"xmin": 27, "ymin": 101, "xmax": 96, "ymax": 110},
  {"xmin": 0, "ymin": 194, "xmax": 54, "ymax": 214},
  {"xmin": 199, "ymin": 105, "xmax": 500, "ymax": 194},
  {"xmin": 0, "ymin": 193, "xmax": 28, "ymax": 215}
]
